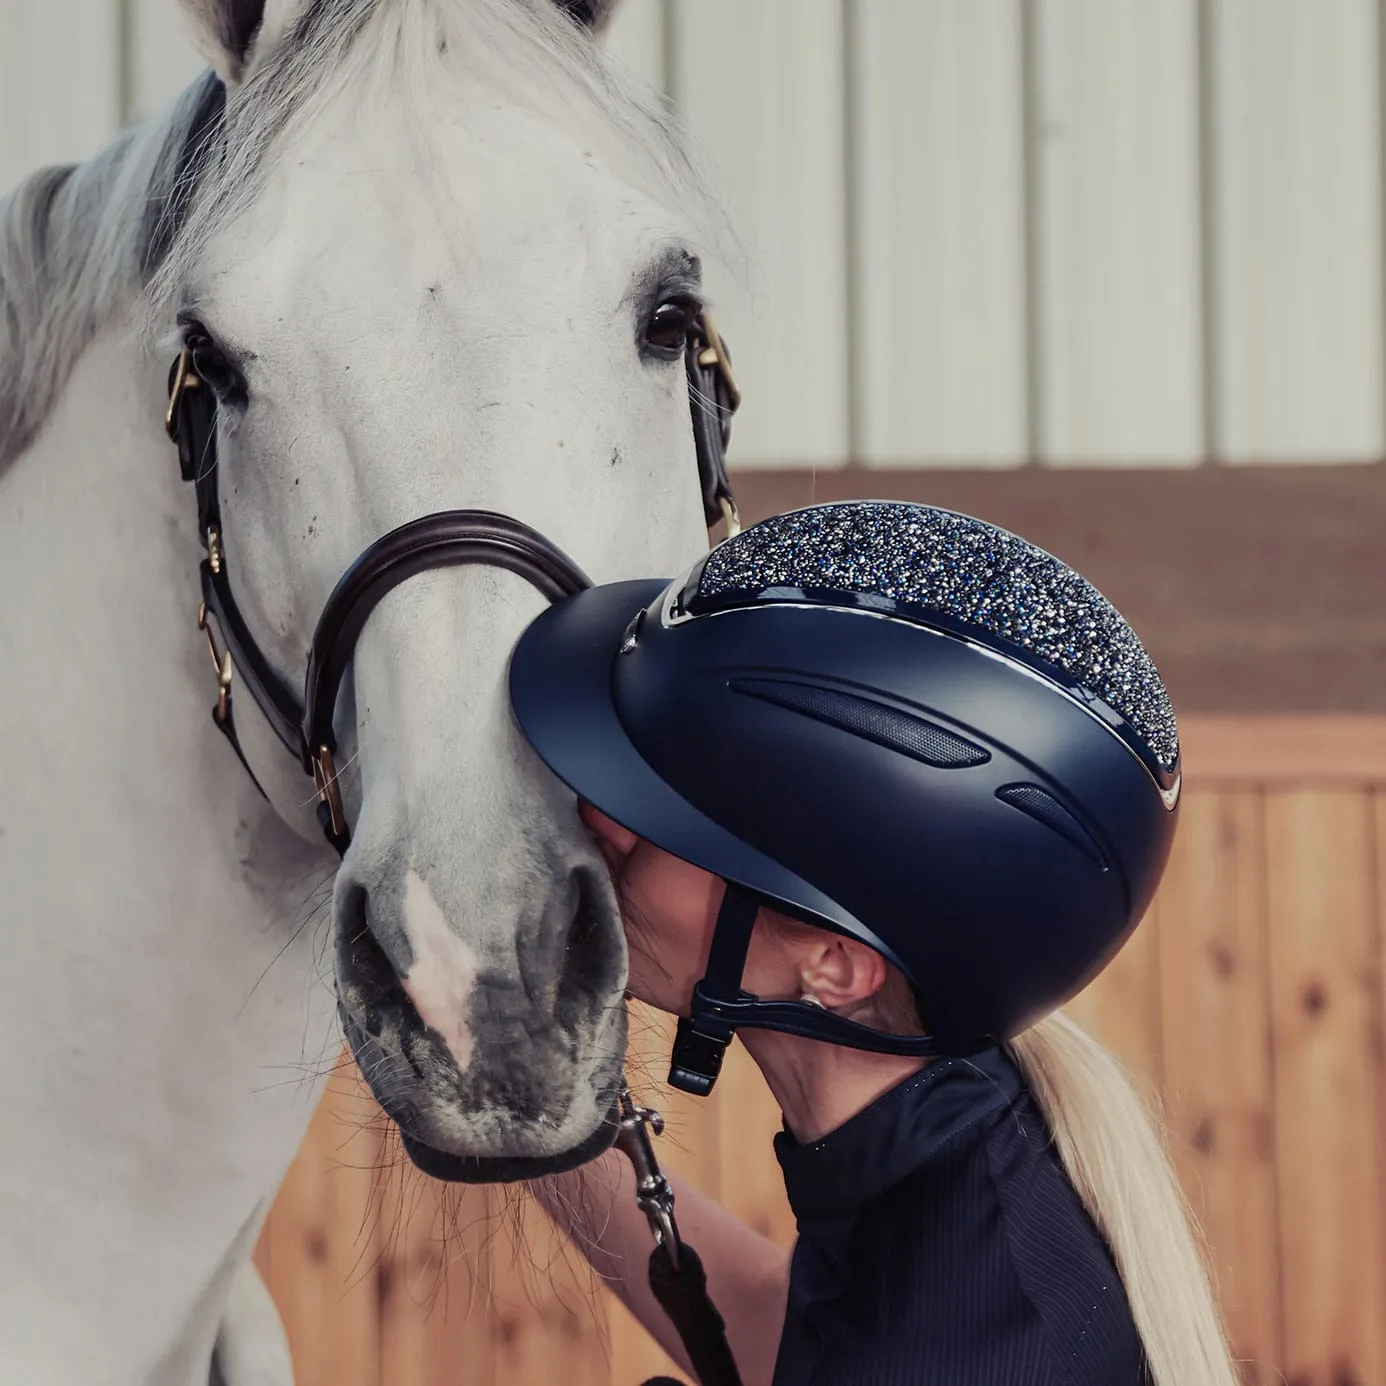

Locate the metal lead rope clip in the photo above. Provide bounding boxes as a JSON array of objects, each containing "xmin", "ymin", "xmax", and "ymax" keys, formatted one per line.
[{"xmin": 615, "ymin": 1082, "xmax": 682, "ymax": 1271}]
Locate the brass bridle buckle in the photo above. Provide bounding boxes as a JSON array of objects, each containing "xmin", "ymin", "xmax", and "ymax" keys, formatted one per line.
[
  {"xmin": 196, "ymin": 601, "xmax": 234, "ymax": 725},
  {"xmin": 692, "ymin": 313, "xmax": 742, "ymax": 538},
  {"xmin": 312, "ymin": 746, "xmax": 348, "ymax": 840},
  {"xmin": 165, "ymin": 349, "xmax": 201, "ymax": 444},
  {"xmin": 695, "ymin": 313, "xmax": 742, "ymax": 415}
]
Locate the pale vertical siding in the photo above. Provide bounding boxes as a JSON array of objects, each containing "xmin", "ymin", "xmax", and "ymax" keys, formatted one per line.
[
  {"xmin": 1031, "ymin": 0, "xmax": 1204, "ymax": 467},
  {"xmin": 0, "ymin": 0, "xmax": 120, "ymax": 195},
  {"xmin": 603, "ymin": 0, "xmax": 666, "ymax": 94},
  {"xmin": 850, "ymin": 0, "xmax": 1028, "ymax": 469},
  {"xmin": 1208, "ymin": 0, "xmax": 1383, "ymax": 463},
  {"xmin": 128, "ymin": 0, "xmax": 205, "ymax": 124},
  {"xmin": 3, "ymin": 0, "xmax": 1385, "ymax": 469},
  {"xmin": 669, "ymin": 0, "xmax": 851, "ymax": 468}
]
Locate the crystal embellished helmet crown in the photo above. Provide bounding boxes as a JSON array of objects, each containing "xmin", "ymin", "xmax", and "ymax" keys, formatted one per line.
[
  {"xmin": 510, "ymin": 501, "xmax": 1180, "ymax": 1088},
  {"xmin": 681, "ymin": 501, "xmax": 1178, "ymax": 780}
]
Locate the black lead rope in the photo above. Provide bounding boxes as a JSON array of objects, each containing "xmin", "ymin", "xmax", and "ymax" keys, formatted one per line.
[
  {"xmin": 616, "ymin": 1086, "xmax": 745, "ymax": 1386},
  {"xmin": 646, "ymin": 1240, "xmax": 742, "ymax": 1386}
]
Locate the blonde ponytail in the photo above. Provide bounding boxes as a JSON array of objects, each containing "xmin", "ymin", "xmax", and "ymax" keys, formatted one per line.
[{"xmin": 1007, "ymin": 1012, "xmax": 1240, "ymax": 1386}]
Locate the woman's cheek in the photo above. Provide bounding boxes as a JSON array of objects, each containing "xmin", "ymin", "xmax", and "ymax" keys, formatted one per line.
[
  {"xmin": 620, "ymin": 896, "xmax": 708, "ymax": 1014},
  {"xmin": 621, "ymin": 902, "xmax": 699, "ymax": 1015},
  {"xmin": 615, "ymin": 847, "xmax": 723, "ymax": 1016}
]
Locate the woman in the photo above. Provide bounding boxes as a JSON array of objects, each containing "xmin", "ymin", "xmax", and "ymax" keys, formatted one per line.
[{"xmin": 509, "ymin": 501, "xmax": 1239, "ymax": 1386}]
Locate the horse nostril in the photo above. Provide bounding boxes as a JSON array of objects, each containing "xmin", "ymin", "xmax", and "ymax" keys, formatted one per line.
[
  {"xmin": 336, "ymin": 883, "xmax": 403, "ymax": 1035},
  {"xmin": 568, "ymin": 874, "xmax": 601, "ymax": 953},
  {"xmin": 557, "ymin": 869, "xmax": 621, "ymax": 1012}
]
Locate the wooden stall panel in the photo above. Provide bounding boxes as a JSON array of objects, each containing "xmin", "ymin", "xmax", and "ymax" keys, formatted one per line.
[
  {"xmin": 257, "ymin": 1067, "xmax": 385, "ymax": 1386},
  {"xmin": 0, "ymin": 0, "xmax": 119, "ymax": 194},
  {"xmin": 375, "ymin": 1163, "xmax": 496, "ymax": 1386},
  {"xmin": 669, "ymin": 0, "xmax": 849, "ymax": 467},
  {"xmin": 1265, "ymin": 790, "xmax": 1386, "ymax": 1385},
  {"xmin": 1063, "ymin": 897, "xmax": 1163, "ymax": 1090},
  {"xmin": 1157, "ymin": 791, "xmax": 1281, "ymax": 1384},
  {"xmin": 1208, "ymin": 0, "xmax": 1383, "ymax": 462},
  {"xmin": 850, "ymin": 0, "xmax": 1027, "ymax": 468},
  {"xmin": 485, "ymin": 1195, "xmax": 612, "ymax": 1386},
  {"xmin": 1031, "ymin": 0, "xmax": 1203, "ymax": 466}
]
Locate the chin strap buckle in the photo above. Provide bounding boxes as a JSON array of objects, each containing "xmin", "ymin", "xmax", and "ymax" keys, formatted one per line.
[{"xmin": 669, "ymin": 1008, "xmax": 737, "ymax": 1097}]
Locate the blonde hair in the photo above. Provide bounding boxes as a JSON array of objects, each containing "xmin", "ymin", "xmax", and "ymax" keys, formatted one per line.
[{"xmin": 1007, "ymin": 1011, "xmax": 1240, "ymax": 1386}]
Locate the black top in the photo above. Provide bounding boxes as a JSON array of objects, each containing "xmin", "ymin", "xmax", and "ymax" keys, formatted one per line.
[{"xmin": 771, "ymin": 1048, "xmax": 1150, "ymax": 1385}]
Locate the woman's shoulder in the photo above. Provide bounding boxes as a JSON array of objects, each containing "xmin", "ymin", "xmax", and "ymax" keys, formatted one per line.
[
  {"xmin": 776, "ymin": 1056, "xmax": 1151, "ymax": 1385},
  {"xmin": 840, "ymin": 1079, "xmax": 1148, "ymax": 1384}
]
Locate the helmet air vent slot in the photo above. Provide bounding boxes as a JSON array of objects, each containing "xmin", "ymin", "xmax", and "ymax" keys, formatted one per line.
[
  {"xmin": 729, "ymin": 678, "xmax": 990, "ymax": 770},
  {"xmin": 996, "ymin": 784, "xmax": 1108, "ymax": 869}
]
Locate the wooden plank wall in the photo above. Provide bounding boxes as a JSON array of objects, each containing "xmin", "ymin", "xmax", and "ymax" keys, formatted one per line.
[
  {"xmin": 5, "ymin": 0, "xmax": 1385, "ymax": 468},
  {"xmin": 255, "ymin": 715, "xmax": 1386, "ymax": 1386}
]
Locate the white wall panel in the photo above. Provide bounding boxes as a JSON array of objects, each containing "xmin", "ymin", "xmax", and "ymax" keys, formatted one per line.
[
  {"xmin": 0, "ymin": 0, "xmax": 120, "ymax": 195},
  {"xmin": 604, "ymin": 0, "xmax": 666, "ymax": 94},
  {"xmin": 670, "ymin": 0, "xmax": 849, "ymax": 467},
  {"xmin": 1209, "ymin": 0, "xmax": 1383, "ymax": 462},
  {"xmin": 129, "ymin": 0, "xmax": 207, "ymax": 125},
  {"xmin": 6, "ymin": 0, "xmax": 1386, "ymax": 470},
  {"xmin": 851, "ymin": 0, "xmax": 1027, "ymax": 468},
  {"xmin": 1032, "ymin": 0, "xmax": 1204, "ymax": 466}
]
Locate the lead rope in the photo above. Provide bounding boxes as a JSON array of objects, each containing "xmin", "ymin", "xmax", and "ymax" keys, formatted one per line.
[{"xmin": 615, "ymin": 1084, "xmax": 744, "ymax": 1386}]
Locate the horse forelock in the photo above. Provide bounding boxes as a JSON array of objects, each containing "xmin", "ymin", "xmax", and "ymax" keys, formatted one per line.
[{"xmin": 148, "ymin": 0, "xmax": 737, "ymax": 320}]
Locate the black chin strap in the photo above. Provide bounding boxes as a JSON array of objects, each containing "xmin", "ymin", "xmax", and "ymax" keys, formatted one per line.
[
  {"xmin": 669, "ymin": 885, "xmax": 944, "ymax": 1097},
  {"xmin": 670, "ymin": 886, "xmax": 760, "ymax": 1096}
]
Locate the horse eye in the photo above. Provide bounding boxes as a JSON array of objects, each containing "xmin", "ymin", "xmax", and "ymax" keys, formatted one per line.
[
  {"xmin": 183, "ymin": 325, "xmax": 246, "ymax": 403},
  {"xmin": 643, "ymin": 298, "xmax": 700, "ymax": 358}
]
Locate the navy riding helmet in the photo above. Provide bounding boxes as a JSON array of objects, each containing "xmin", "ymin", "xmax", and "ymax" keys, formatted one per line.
[{"xmin": 509, "ymin": 501, "xmax": 1180, "ymax": 1097}]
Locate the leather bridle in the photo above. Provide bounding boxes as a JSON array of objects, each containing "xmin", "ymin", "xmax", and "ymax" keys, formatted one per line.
[
  {"xmin": 164, "ymin": 77, "xmax": 746, "ymax": 1386},
  {"xmin": 162, "ymin": 88, "xmax": 741, "ymax": 855}
]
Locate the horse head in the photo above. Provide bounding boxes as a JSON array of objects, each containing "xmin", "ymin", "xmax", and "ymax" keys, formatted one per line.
[{"xmin": 160, "ymin": 0, "xmax": 734, "ymax": 1179}]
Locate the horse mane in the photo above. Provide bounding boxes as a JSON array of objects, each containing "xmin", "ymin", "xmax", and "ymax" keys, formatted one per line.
[
  {"xmin": 1, "ymin": 0, "xmax": 735, "ymax": 476},
  {"xmin": 0, "ymin": 73, "xmax": 224, "ymax": 473}
]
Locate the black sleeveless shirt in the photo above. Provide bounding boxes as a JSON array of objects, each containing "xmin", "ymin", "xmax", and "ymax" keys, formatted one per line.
[{"xmin": 771, "ymin": 1048, "xmax": 1150, "ymax": 1385}]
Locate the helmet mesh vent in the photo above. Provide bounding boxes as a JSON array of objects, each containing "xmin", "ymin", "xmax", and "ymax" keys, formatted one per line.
[
  {"xmin": 730, "ymin": 678, "xmax": 990, "ymax": 769},
  {"xmin": 997, "ymin": 784, "xmax": 1107, "ymax": 868}
]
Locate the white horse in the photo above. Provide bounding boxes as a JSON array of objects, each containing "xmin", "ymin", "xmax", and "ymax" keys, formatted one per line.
[{"xmin": 0, "ymin": 0, "xmax": 734, "ymax": 1380}]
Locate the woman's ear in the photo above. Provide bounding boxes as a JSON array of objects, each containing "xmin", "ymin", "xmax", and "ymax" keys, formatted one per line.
[{"xmin": 799, "ymin": 936, "xmax": 888, "ymax": 1011}]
